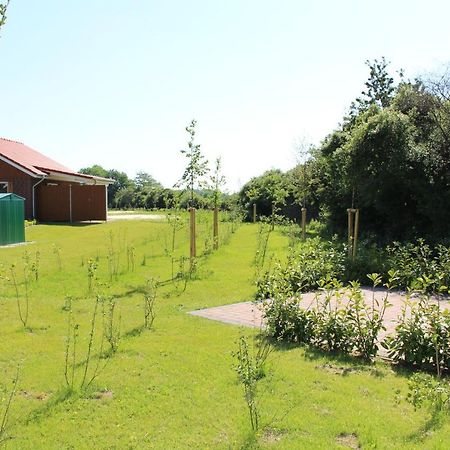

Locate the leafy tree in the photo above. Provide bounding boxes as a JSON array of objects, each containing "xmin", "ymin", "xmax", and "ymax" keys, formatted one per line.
[
  {"xmin": 209, "ymin": 157, "xmax": 226, "ymax": 209},
  {"xmin": 176, "ymin": 119, "xmax": 209, "ymax": 207},
  {"xmin": 239, "ymin": 169, "xmax": 290, "ymax": 221},
  {"xmin": 79, "ymin": 165, "xmax": 133, "ymax": 208},
  {"xmin": 79, "ymin": 164, "xmax": 109, "ymax": 178},
  {"xmin": 0, "ymin": 1, "xmax": 9, "ymax": 32},
  {"xmin": 134, "ymin": 172, "xmax": 162, "ymax": 190},
  {"xmin": 348, "ymin": 57, "xmax": 397, "ymax": 121}
]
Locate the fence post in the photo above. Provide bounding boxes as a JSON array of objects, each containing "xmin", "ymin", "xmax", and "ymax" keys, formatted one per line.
[
  {"xmin": 213, "ymin": 207, "xmax": 219, "ymax": 250},
  {"xmin": 252, "ymin": 203, "xmax": 257, "ymax": 223}
]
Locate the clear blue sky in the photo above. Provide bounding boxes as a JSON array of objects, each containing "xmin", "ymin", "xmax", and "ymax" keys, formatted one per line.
[{"xmin": 1, "ymin": 0, "xmax": 449, "ymax": 192}]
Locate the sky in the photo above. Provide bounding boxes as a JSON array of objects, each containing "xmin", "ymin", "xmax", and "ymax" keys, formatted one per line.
[{"xmin": 1, "ymin": 0, "xmax": 450, "ymax": 192}]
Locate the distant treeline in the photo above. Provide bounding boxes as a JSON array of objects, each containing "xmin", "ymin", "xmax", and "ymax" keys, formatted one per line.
[
  {"xmin": 78, "ymin": 166, "xmax": 237, "ymax": 211},
  {"xmin": 239, "ymin": 59, "xmax": 450, "ymax": 242}
]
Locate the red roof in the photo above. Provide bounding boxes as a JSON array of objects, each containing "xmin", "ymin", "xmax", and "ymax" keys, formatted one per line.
[
  {"xmin": 0, "ymin": 137, "xmax": 75, "ymax": 176},
  {"xmin": 0, "ymin": 138, "xmax": 113, "ymax": 186}
]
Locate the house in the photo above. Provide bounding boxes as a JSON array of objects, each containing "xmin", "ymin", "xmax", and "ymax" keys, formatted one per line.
[{"xmin": 0, "ymin": 137, "xmax": 113, "ymax": 222}]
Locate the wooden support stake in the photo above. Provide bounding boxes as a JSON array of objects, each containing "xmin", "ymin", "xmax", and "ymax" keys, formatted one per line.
[
  {"xmin": 347, "ymin": 208, "xmax": 354, "ymax": 258},
  {"xmin": 352, "ymin": 209, "xmax": 359, "ymax": 259},
  {"xmin": 301, "ymin": 207, "xmax": 307, "ymax": 241},
  {"xmin": 252, "ymin": 203, "xmax": 257, "ymax": 223},
  {"xmin": 189, "ymin": 207, "xmax": 196, "ymax": 260},
  {"xmin": 213, "ymin": 207, "xmax": 219, "ymax": 250}
]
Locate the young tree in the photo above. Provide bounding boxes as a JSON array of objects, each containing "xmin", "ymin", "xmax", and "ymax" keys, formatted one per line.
[
  {"xmin": 209, "ymin": 157, "xmax": 226, "ymax": 249},
  {"xmin": 210, "ymin": 157, "xmax": 226, "ymax": 209},
  {"xmin": 176, "ymin": 119, "xmax": 209, "ymax": 207},
  {"xmin": 0, "ymin": 1, "xmax": 9, "ymax": 32}
]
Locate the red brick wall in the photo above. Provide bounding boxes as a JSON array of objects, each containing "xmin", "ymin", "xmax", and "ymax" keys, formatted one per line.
[{"xmin": 0, "ymin": 159, "xmax": 34, "ymax": 218}]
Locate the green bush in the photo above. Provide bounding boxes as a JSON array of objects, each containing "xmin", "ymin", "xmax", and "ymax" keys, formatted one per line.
[
  {"xmin": 261, "ymin": 276, "xmax": 392, "ymax": 359},
  {"xmin": 382, "ymin": 297, "xmax": 450, "ymax": 373},
  {"xmin": 407, "ymin": 373, "xmax": 450, "ymax": 415},
  {"xmin": 255, "ymin": 237, "xmax": 346, "ymax": 300},
  {"xmin": 386, "ymin": 240, "xmax": 450, "ymax": 292}
]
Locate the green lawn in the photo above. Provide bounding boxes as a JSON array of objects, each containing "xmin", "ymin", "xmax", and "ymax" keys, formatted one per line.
[{"xmin": 0, "ymin": 218, "xmax": 448, "ymax": 449}]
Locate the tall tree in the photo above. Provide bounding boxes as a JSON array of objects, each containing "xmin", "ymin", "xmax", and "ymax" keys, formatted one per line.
[
  {"xmin": 176, "ymin": 119, "xmax": 209, "ymax": 207},
  {"xmin": 348, "ymin": 57, "xmax": 397, "ymax": 121},
  {"xmin": 134, "ymin": 172, "xmax": 162, "ymax": 190}
]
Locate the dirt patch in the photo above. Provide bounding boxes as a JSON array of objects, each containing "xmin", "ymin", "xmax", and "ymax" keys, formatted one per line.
[
  {"xmin": 91, "ymin": 389, "xmax": 113, "ymax": 400},
  {"xmin": 259, "ymin": 428, "xmax": 286, "ymax": 445},
  {"xmin": 21, "ymin": 390, "xmax": 51, "ymax": 401},
  {"xmin": 336, "ymin": 433, "xmax": 360, "ymax": 449}
]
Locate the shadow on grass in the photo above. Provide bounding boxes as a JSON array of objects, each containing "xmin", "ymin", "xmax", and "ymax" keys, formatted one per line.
[
  {"xmin": 407, "ymin": 411, "xmax": 447, "ymax": 443},
  {"xmin": 264, "ymin": 335, "xmax": 387, "ymax": 378},
  {"xmin": 26, "ymin": 387, "xmax": 75, "ymax": 424},
  {"xmin": 122, "ymin": 325, "xmax": 146, "ymax": 338}
]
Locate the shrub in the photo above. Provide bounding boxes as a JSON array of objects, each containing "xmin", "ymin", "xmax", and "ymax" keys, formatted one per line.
[
  {"xmin": 386, "ymin": 240, "xmax": 450, "ymax": 292},
  {"xmin": 255, "ymin": 237, "xmax": 346, "ymax": 300},
  {"xmin": 262, "ymin": 295, "xmax": 314, "ymax": 344},
  {"xmin": 382, "ymin": 296, "xmax": 450, "ymax": 373},
  {"xmin": 261, "ymin": 275, "xmax": 392, "ymax": 359},
  {"xmin": 407, "ymin": 373, "xmax": 450, "ymax": 415}
]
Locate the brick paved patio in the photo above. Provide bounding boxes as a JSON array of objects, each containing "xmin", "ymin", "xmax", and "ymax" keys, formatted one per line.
[{"xmin": 189, "ymin": 289, "xmax": 450, "ymax": 345}]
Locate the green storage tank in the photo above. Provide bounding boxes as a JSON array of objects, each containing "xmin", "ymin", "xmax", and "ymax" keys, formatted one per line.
[{"xmin": 0, "ymin": 193, "xmax": 26, "ymax": 246}]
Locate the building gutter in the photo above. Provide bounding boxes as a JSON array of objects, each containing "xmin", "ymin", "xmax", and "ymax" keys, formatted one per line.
[{"xmin": 32, "ymin": 175, "xmax": 46, "ymax": 219}]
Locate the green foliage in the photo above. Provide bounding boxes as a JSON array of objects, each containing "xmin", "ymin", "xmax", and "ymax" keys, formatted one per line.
[
  {"xmin": 0, "ymin": 1, "xmax": 9, "ymax": 32},
  {"xmin": 233, "ymin": 336, "xmax": 272, "ymax": 431},
  {"xmin": 255, "ymin": 237, "xmax": 346, "ymax": 299},
  {"xmin": 386, "ymin": 239, "xmax": 450, "ymax": 293},
  {"xmin": 176, "ymin": 119, "xmax": 209, "ymax": 207},
  {"xmin": 382, "ymin": 295, "xmax": 450, "ymax": 373},
  {"xmin": 351, "ymin": 57, "xmax": 396, "ymax": 113},
  {"xmin": 209, "ymin": 157, "xmax": 226, "ymax": 209},
  {"xmin": 262, "ymin": 274, "xmax": 396, "ymax": 359},
  {"xmin": 103, "ymin": 296, "xmax": 121, "ymax": 354},
  {"xmin": 239, "ymin": 169, "xmax": 291, "ymax": 221},
  {"xmin": 407, "ymin": 373, "xmax": 450, "ymax": 415},
  {"xmin": 143, "ymin": 277, "xmax": 157, "ymax": 329}
]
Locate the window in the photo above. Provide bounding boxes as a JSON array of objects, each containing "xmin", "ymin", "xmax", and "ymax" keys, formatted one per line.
[{"xmin": 0, "ymin": 182, "xmax": 8, "ymax": 193}]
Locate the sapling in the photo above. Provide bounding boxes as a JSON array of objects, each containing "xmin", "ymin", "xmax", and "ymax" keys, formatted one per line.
[
  {"xmin": 106, "ymin": 231, "xmax": 121, "ymax": 281},
  {"xmin": 143, "ymin": 278, "xmax": 158, "ymax": 329},
  {"xmin": 31, "ymin": 251, "xmax": 40, "ymax": 282},
  {"xmin": 126, "ymin": 245, "xmax": 136, "ymax": 272},
  {"xmin": 64, "ymin": 294, "xmax": 108, "ymax": 391},
  {"xmin": 103, "ymin": 296, "xmax": 121, "ymax": 353},
  {"xmin": 9, "ymin": 264, "xmax": 29, "ymax": 328},
  {"xmin": 209, "ymin": 157, "xmax": 226, "ymax": 250},
  {"xmin": 52, "ymin": 244, "xmax": 62, "ymax": 270},
  {"xmin": 233, "ymin": 335, "xmax": 272, "ymax": 432},
  {"xmin": 87, "ymin": 259, "xmax": 98, "ymax": 295},
  {"xmin": 0, "ymin": 366, "xmax": 19, "ymax": 446}
]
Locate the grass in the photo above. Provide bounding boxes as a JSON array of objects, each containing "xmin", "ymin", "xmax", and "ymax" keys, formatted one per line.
[{"xmin": 0, "ymin": 216, "xmax": 449, "ymax": 449}]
